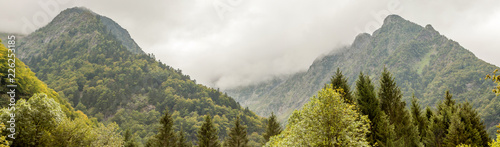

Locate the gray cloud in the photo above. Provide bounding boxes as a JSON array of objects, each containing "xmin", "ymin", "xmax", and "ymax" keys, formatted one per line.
[{"xmin": 1, "ymin": 0, "xmax": 499, "ymax": 89}]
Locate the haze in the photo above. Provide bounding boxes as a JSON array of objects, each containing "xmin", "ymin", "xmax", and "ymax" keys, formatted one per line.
[{"xmin": 1, "ymin": 0, "xmax": 499, "ymax": 89}]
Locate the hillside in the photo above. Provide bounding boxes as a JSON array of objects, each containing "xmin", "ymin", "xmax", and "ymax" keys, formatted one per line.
[
  {"xmin": 15, "ymin": 7, "xmax": 265, "ymax": 145},
  {"xmin": 0, "ymin": 38, "xmax": 74, "ymax": 117},
  {"xmin": 226, "ymin": 15, "xmax": 499, "ymax": 134}
]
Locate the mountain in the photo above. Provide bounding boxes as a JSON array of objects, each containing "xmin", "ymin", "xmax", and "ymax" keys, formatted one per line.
[
  {"xmin": 16, "ymin": 7, "xmax": 265, "ymax": 145},
  {"xmin": 226, "ymin": 15, "xmax": 499, "ymax": 134},
  {"xmin": 0, "ymin": 39, "xmax": 74, "ymax": 117}
]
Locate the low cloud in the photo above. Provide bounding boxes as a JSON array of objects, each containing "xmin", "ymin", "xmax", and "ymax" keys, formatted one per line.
[{"xmin": 1, "ymin": 0, "xmax": 499, "ymax": 89}]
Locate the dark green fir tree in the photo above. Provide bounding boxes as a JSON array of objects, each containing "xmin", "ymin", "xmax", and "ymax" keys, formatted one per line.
[
  {"xmin": 355, "ymin": 72, "xmax": 398, "ymax": 146},
  {"xmin": 197, "ymin": 114, "xmax": 220, "ymax": 147},
  {"xmin": 177, "ymin": 125, "xmax": 191, "ymax": 147},
  {"xmin": 330, "ymin": 68, "xmax": 354, "ymax": 103},
  {"xmin": 378, "ymin": 67, "xmax": 421, "ymax": 147},
  {"xmin": 156, "ymin": 108, "xmax": 177, "ymax": 147},
  {"xmin": 225, "ymin": 116, "xmax": 249, "ymax": 147},
  {"xmin": 263, "ymin": 112, "xmax": 282, "ymax": 143}
]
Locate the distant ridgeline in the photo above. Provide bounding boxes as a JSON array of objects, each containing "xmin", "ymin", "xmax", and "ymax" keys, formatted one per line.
[
  {"xmin": 13, "ymin": 7, "xmax": 266, "ymax": 146},
  {"xmin": 226, "ymin": 15, "xmax": 500, "ymax": 135}
]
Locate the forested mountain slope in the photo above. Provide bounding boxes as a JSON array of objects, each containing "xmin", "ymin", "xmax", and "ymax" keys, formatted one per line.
[
  {"xmin": 0, "ymin": 38, "xmax": 74, "ymax": 117},
  {"xmin": 227, "ymin": 15, "xmax": 499, "ymax": 134},
  {"xmin": 15, "ymin": 7, "xmax": 265, "ymax": 145}
]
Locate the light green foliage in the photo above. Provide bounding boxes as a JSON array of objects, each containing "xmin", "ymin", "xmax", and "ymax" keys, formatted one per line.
[
  {"xmin": 0, "ymin": 93, "xmax": 65, "ymax": 146},
  {"xmin": 226, "ymin": 14, "xmax": 499, "ymax": 134},
  {"xmin": 490, "ymin": 124, "xmax": 500, "ymax": 147},
  {"xmin": 0, "ymin": 93, "xmax": 111, "ymax": 147},
  {"xmin": 224, "ymin": 116, "xmax": 249, "ymax": 147},
  {"xmin": 0, "ymin": 123, "xmax": 9, "ymax": 147},
  {"xmin": 15, "ymin": 7, "xmax": 265, "ymax": 144},
  {"xmin": 0, "ymin": 42, "xmax": 75, "ymax": 118},
  {"xmin": 266, "ymin": 85, "xmax": 370, "ymax": 146},
  {"xmin": 486, "ymin": 69, "xmax": 500, "ymax": 95},
  {"xmin": 91, "ymin": 122, "xmax": 124, "ymax": 147},
  {"xmin": 46, "ymin": 117, "xmax": 94, "ymax": 146},
  {"xmin": 456, "ymin": 144, "xmax": 471, "ymax": 147}
]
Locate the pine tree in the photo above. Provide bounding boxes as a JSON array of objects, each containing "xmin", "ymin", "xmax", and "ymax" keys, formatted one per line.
[
  {"xmin": 422, "ymin": 107, "xmax": 435, "ymax": 147},
  {"xmin": 225, "ymin": 116, "xmax": 249, "ymax": 147},
  {"xmin": 355, "ymin": 72, "xmax": 397, "ymax": 146},
  {"xmin": 425, "ymin": 107, "xmax": 433, "ymax": 121},
  {"xmin": 263, "ymin": 112, "xmax": 282, "ymax": 143},
  {"xmin": 197, "ymin": 114, "xmax": 220, "ymax": 147},
  {"xmin": 330, "ymin": 68, "xmax": 354, "ymax": 103},
  {"xmin": 378, "ymin": 67, "xmax": 421, "ymax": 147},
  {"xmin": 356, "ymin": 72, "xmax": 378, "ymax": 122},
  {"xmin": 156, "ymin": 108, "xmax": 177, "ymax": 147},
  {"xmin": 430, "ymin": 90, "xmax": 457, "ymax": 147},
  {"xmin": 177, "ymin": 126, "xmax": 190, "ymax": 147},
  {"xmin": 411, "ymin": 95, "xmax": 431, "ymax": 145},
  {"xmin": 444, "ymin": 102, "xmax": 489, "ymax": 147},
  {"xmin": 374, "ymin": 112, "xmax": 400, "ymax": 147},
  {"xmin": 355, "ymin": 72, "xmax": 379, "ymax": 145}
]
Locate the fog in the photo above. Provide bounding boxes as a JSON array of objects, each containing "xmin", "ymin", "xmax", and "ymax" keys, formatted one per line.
[{"xmin": 1, "ymin": 0, "xmax": 499, "ymax": 89}]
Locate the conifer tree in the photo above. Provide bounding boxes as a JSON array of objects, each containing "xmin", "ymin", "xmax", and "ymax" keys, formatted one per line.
[
  {"xmin": 374, "ymin": 112, "xmax": 400, "ymax": 147},
  {"xmin": 177, "ymin": 126, "xmax": 190, "ymax": 147},
  {"xmin": 355, "ymin": 72, "xmax": 379, "ymax": 145},
  {"xmin": 330, "ymin": 68, "xmax": 354, "ymax": 103},
  {"xmin": 197, "ymin": 114, "xmax": 220, "ymax": 147},
  {"xmin": 356, "ymin": 72, "xmax": 396, "ymax": 146},
  {"xmin": 378, "ymin": 67, "xmax": 421, "ymax": 147},
  {"xmin": 225, "ymin": 116, "xmax": 249, "ymax": 147},
  {"xmin": 263, "ymin": 112, "xmax": 282, "ymax": 143},
  {"xmin": 444, "ymin": 102, "xmax": 489, "ymax": 147},
  {"xmin": 379, "ymin": 67, "xmax": 406, "ymax": 126},
  {"xmin": 423, "ymin": 107, "xmax": 436, "ymax": 147},
  {"xmin": 429, "ymin": 90, "xmax": 457, "ymax": 147},
  {"xmin": 155, "ymin": 108, "xmax": 177, "ymax": 147},
  {"xmin": 411, "ymin": 95, "xmax": 431, "ymax": 145},
  {"xmin": 425, "ymin": 107, "xmax": 434, "ymax": 121}
]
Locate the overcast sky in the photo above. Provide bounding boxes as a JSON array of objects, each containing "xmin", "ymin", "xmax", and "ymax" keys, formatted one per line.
[{"xmin": 1, "ymin": 0, "xmax": 500, "ymax": 89}]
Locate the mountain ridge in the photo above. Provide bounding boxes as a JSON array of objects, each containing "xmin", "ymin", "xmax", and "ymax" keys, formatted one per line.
[
  {"xmin": 226, "ymin": 14, "xmax": 500, "ymax": 134},
  {"xmin": 16, "ymin": 7, "xmax": 266, "ymax": 145}
]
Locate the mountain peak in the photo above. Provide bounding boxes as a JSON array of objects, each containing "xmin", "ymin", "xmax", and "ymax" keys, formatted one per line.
[
  {"xmin": 52, "ymin": 7, "xmax": 144, "ymax": 54},
  {"xmin": 352, "ymin": 33, "xmax": 371, "ymax": 49},
  {"xmin": 383, "ymin": 14, "xmax": 406, "ymax": 25}
]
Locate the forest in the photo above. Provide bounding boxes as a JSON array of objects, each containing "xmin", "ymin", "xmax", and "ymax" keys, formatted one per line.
[
  {"xmin": 0, "ymin": 7, "xmax": 500, "ymax": 147},
  {"xmin": 1, "ymin": 41, "xmax": 499, "ymax": 146}
]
